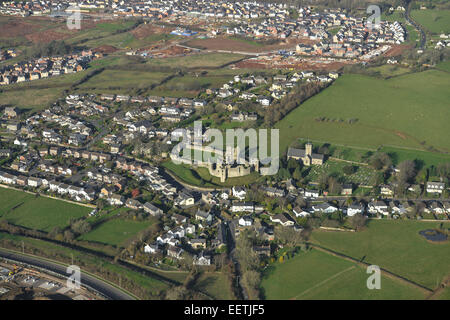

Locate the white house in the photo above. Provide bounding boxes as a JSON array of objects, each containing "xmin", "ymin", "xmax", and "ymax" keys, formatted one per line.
[{"xmin": 238, "ymin": 216, "xmax": 254, "ymax": 227}]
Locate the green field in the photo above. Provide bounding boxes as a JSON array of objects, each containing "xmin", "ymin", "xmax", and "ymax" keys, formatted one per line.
[
  {"xmin": 436, "ymin": 60, "xmax": 450, "ymax": 72},
  {"xmin": 260, "ymin": 248, "xmax": 426, "ymax": 300},
  {"xmin": 311, "ymin": 220, "xmax": 450, "ymax": 290},
  {"xmin": 411, "ymin": 9, "xmax": 450, "ymax": 34},
  {"xmin": 0, "ymin": 188, "xmax": 91, "ymax": 232},
  {"xmin": 78, "ymin": 217, "xmax": 156, "ymax": 247},
  {"xmin": 77, "ymin": 69, "xmax": 169, "ymax": 93},
  {"xmin": 146, "ymin": 53, "xmax": 245, "ymax": 69},
  {"xmin": 193, "ymin": 272, "xmax": 235, "ymax": 300},
  {"xmin": 275, "ymin": 70, "xmax": 450, "ymax": 155}
]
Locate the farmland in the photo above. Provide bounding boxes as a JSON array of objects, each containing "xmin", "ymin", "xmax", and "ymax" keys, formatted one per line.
[
  {"xmin": 78, "ymin": 217, "xmax": 157, "ymax": 247},
  {"xmin": 310, "ymin": 219, "xmax": 450, "ymax": 290},
  {"xmin": 260, "ymin": 248, "xmax": 426, "ymax": 300},
  {"xmin": 411, "ymin": 9, "xmax": 450, "ymax": 34},
  {"xmin": 0, "ymin": 187, "xmax": 91, "ymax": 232},
  {"xmin": 275, "ymin": 70, "xmax": 450, "ymax": 155}
]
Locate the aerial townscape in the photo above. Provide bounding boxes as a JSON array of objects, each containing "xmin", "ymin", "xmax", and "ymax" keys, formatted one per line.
[{"xmin": 0, "ymin": 0, "xmax": 449, "ymax": 304}]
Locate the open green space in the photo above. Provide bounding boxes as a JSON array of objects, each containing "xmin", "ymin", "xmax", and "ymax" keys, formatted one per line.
[
  {"xmin": 0, "ymin": 188, "xmax": 91, "ymax": 232},
  {"xmin": 193, "ymin": 272, "xmax": 234, "ymax": 300},
  {"xmin": 275, "ymin": 70, "xmax": 450, "ymax": 155},
  {"xmin": 145, "ymin": 52, "xmax": 245, "ymax": 69},
  {"xmin": 411, "ymin": 9, "xmax": 450, "ymax": 34},
  {"xmin": 436, "ymin": 60, "xmax": 450, "ymax": 72},
  {"xmin": 260, "ymin": 248, "xmax": 426, "ymax": 300},
  {"xmin": 310, "ymin": 220, "xmax": 450, "ymax": 290},
  {"xmin": 77, "ymin": 69, "xmax": 169, "ymax": 93},
  {"xmin": 78, "ymin": 217, "xmax": 156, "ymax": 247}
]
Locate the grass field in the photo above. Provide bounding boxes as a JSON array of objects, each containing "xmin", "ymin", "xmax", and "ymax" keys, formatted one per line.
[
  {"xmin": 145, "ymin": 52, "xmax": 245, "ymax": 69},
  {"xmin": 78, "ymin": 217, "xmax": 156, "ymax": 247},
  {"xmin": 367, "ymin": 64, "xmax": 413, "ymax": 78},
  {"xmin": 0, "ymin": 188, "xmax": 91, "ymax": 232},
  {"xmin": 275, "ymin": 70, "xmax": 450, "ymax": 155},
  {"xmin": 77, "ymin": 69, "xmax": 169, "ymax": 93},
  {"xmin": 436, "ymin": 60, "xmax": 450, "ymax": 72},
  {"xmin": 193, "ymin": 272, "xmax": 235, "ymax": 300},
  {"xmin": 260, "ymin": 248, "xmax": 426, "ymax": 300},
  {"xmin": 311, "ymin": 220, "xmax": 450, "ymax": 290},
  {"xmin": 411, "ymin": 9, "xmax": 450, "ymax": 34}
]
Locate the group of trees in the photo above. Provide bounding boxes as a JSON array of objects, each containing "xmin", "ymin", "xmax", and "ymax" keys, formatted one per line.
[
  {"xmin": 234, "ymin": 231, "xmax": 262, "ymax": 299},
  {"xmin": 264, "ymin": 81, "xmax": 328, "ymax": 127},
  {"xmin": 27, "ymin": 40, "xmax": 75, "ymax": 59}
]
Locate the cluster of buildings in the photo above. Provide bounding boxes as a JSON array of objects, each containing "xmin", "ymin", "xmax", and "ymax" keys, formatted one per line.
[
  {"xmin": 212, "ymin": 70, "xmax": 336, "ymax": 108},
  {"xmin": 0, "ymin": 49, "xmax": 17, "ymax": 62},
  {"xmin": 0, "ymin": 51, "xmax": 97, "ymax": 86}
]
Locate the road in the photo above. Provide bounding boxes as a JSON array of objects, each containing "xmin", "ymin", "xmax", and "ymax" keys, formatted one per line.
[
  {"xmin": 405, "ymin": 0, "xmax": 426, "ymax": 49},
  {"xmin": 0, "ymin": 248, "xmax": 136, "ymax": 300}
]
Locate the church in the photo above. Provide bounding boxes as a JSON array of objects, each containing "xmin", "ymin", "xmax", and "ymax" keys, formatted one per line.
[{"xmin": 287, "ymin": 143, "xmax": 324, "ymax": 166}]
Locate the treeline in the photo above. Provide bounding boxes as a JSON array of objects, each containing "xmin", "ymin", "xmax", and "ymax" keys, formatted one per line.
[
  {"xmin": 25, "ymin": 40, "xmax": 78, "ymax": 59},
  {"xmin": 263, "ymin": 81, "xmax": 330, "ymax": 127}
]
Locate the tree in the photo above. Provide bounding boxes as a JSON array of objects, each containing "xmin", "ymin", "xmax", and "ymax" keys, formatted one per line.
[
  {"xmin": 328, "ymin": 176, "xmax": 342, "ymax": 195},
  {"xmin": 277, "ymin": 167, "xmax": 291, "ymax": 181},
  {"xmin": 397, "ymin": 160, "xmax": 416, "ymax": 184},
  {"xmin": 275, "ymin": 226, "xmax": 306, "ymax": 247},
  {"xmin": 370, "ymin": 152, "xmax": 392, "ymax": 170},
  {"xmin": 71, "ymin": 219, "xmax": 91, "ymax": 235},
  {"xmin": 343, "ymin": 165, "xmax": 356, "ymax": 175},
  {"xmin": 131, "ymin": 188, "xmax": 140, "ymax": 198},
  {"xmin": 348, "ymin": 214, "xmax": 367, "ymax": 231},
  {"xmin": 292, "ymin": 166, "xmax": 302, "ymax": 181},
  {"xmin": 63, "ymin": 230, "xmax": 75, "ymax": 242}
]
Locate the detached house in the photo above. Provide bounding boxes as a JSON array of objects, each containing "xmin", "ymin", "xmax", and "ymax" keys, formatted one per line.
[{"xmin": 143, "ymin": 202, "xmax": 163, "ymax": 216}]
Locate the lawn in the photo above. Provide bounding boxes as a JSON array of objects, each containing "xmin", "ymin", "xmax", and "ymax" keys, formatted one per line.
[
  {"xmin": 275, "ymin": 70, "xmax": 450, "ymax": 155},
  {"xmin": 77, "ymin": 69, "xmax": 169, "ymax": 93},
  {"xmin": 310, "ymin": 220, "xmax": 450, "ymax": 290},
  {"xmin": 0, "ymin": 188, "xmax": 91, "ymax": 232},
  {"xmin": 436, "ymin": 60, "xmax": 450, "ymax": 72},
  {"xmin": 78, "ymin": 217, "xmax": 156, "ymax": 247},
  {"xmin": 411, "ymin": 9, "xmax": 450, "ymax": 34},
  {"xmin": 193, "ymin": 272, "xmax": 235, "ymax": 300},
  {"xmin": 367, "ymin": 65, "xmax": 413, "ymax": 78},
  {"xmin": 260, "ymin": 248, "xmax": 426, "ymax": 300}
]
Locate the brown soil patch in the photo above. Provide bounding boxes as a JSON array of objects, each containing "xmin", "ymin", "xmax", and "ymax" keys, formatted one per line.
[
  {"xmin": 0, "ymin": 19, "xmax": 37, "ymax": 38},
  {"xmin": 25, "ymin": 30, "xmax": 70, "ymax": 43},
  {"xmin": 131, "ymin": 23, "xmax": 170, "ymax": 39},
  {"xmin": 235, "ymin": 57, "xmax": 350, "ymax": 71},
  {"xmin": 151, "ymin": 45, "xmax": 193, "ymax": 58},
  {"xmin": 384, "ymin": 44, "xmax": 412, "ymax": 57},
  {"xmin": 394, "ymin": 131, "xmax": 407, "ymax": 140},
  {"xmin": 93, "ymin": 45, "xmax": 118, "ymax": 54}
]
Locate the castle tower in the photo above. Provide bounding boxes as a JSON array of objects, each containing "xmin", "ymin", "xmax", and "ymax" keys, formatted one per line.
[{"xmin": 305, "ymin": 143, "xmax": 313, "ymax": 157}]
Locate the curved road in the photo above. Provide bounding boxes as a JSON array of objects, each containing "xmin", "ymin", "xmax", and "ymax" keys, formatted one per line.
[
  {"xmin": 405, "ymin": 0, "xmax": 426, "ymax": 49},
  {"xmin": 0, "ymin": 248, "xmax": 136, "ymax": 300}
]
